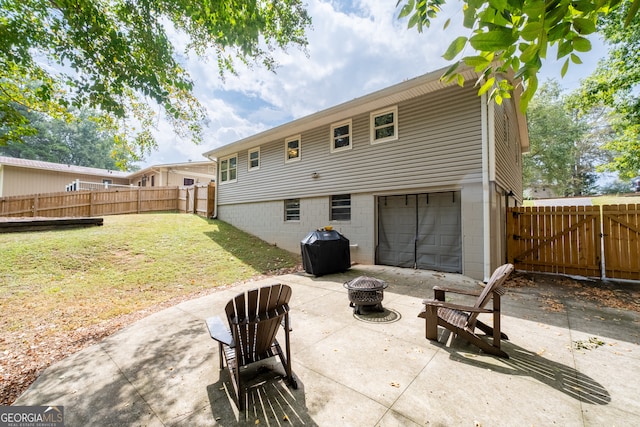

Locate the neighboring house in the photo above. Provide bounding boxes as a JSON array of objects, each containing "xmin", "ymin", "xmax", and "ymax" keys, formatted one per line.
[
  {"xmin": 127, "ymin": 161, "xmax": 217, "ymax": 188},
  {"xmin": 0, "ymin": 156, "xmax": 216, "ymax": 197},
  {"xmin": 524, "ymin": 184, "xmax": 559, "ymax": 200},
  {"xmin": 203, "ymin": 66, "xmax": 529, "ymax": 281},
  {"xmin": 0, "ymin": 156, "xmax": 130, "ymax": 197}
]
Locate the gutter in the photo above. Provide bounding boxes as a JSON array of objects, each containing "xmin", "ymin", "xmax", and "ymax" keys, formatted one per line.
[
  {"xmin": 205, "ymin": 154, "xmax": 218, "ymax": 219},
  {"xmin": 481, "ymin": 93, "xmax": 492, "ymax": 282}
]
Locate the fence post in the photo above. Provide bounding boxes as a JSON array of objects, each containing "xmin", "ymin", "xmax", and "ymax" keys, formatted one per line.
[
  {"xmin": 193, "ymin": 185, "xmax": 198, "ymax": 214},
  {"xmin": 137, "ymin": 187, "xmax": 142, "ymax": 213},
  {"xmin": 32, "ymin": 194, "xmax": 39, "ymax": 216}
]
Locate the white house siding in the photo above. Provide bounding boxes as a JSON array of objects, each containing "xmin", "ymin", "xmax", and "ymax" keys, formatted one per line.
[
  {"xmin": 214, "ymin": 84, "xmax": 495, "ymax": 278},
  {"xmin": 217, "ymin": 84, "xmax": 483, "ymax": 205},
  {"xmin": 493, "ymin": 98, "xmax": 524, "ymax": 200},
  {"xmin": 487, "ymin": 98, "xmax": 525, "ymax": 273},
  {"xmin": 460, "ymin": 182, "xmax": 486, "ymax": 280},
  {"xmin": 217, "ymin": 194, "xmax": 375, "ymax": 264}
]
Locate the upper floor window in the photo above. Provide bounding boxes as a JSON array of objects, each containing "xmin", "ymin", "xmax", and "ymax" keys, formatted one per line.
[
  {"xmin": 330, "ymin": 194, "xmax": 351, "ymax": 221},
  {"xmin": 370, "ymin": 106, "xmax": 398, "ymax": 144},
  {"xmin": 284, "ymin": 199, "xmax": 300, "ymax": 221},
  {"xmin": 220, "ymin": 154, "xmax": 237, "ymax": 183},
  {"xmin": 248, "ymin": 147, "xmax": 260, "ymax": 171},
  {"xmin": 285, "ymin": 136, "xmax": 301, "ymax": 163},
  {"xmin": 183, "ymin": 178, "xmax": 195, "ymax": 186},
  {"xmin": 330, "ymin": 119, "xmax": 352, "ymax": 153}
]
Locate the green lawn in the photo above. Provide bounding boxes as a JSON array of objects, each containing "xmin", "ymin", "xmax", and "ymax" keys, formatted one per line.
[
  {"xmin": 0, "ymin": 213, "xmax": 301, "ymax": 404},
  {"xmin": 0, "ymin": 213, "xmax": 300, "ymax": 333},
  {"xmin": 523, "ymin": 194, "xmax": 640, "ymax": 207}
]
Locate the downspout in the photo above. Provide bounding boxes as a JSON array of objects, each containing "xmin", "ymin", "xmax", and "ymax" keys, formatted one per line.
[
  {"xmin": 206, "ymin": 155, "xmax": 218, "ymax": 219},
  {"xmin": 481, "ymin": 93, "xmax": 492, "ymax": 282}
]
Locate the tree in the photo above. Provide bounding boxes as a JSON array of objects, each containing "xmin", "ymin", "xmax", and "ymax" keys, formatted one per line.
[
  {"xmin": 571, "ymin": 2, "xmax": 640, "ymax": 179},
  {"xmin": 0, "ymin": 0, "xmax": 311, "ymax": 168},
  {"xmin": 0, "ymin": 108, "xmax": 134, "ymax": 170},
  {"xmin": 397, "ymin": 0, "xmax": 639, "ymax": 111},
  {"xmin": 524, "ymin": 80, "xmax": 609, "ymax": 196}
]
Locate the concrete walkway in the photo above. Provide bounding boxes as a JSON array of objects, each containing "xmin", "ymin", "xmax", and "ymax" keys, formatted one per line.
[{"xmin": 15, "ymin": 266, "xmax": 640, "ymax": 426}]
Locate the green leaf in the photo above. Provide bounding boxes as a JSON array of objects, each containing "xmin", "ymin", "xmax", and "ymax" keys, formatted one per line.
[
  {"xmin": 572, "ymin": 36, "xmax": 592, "ymax": 52},
  {"xmin": 463, "ymin": 55, "xmax": 492, "ymax": 68},
  {"xmin": 469, "ymin": 28, "xmax": 517, "ymax": 51},
  {"xmin": 443, "ymin": 18, "xmax": 451, "ymax": 30},
  {"xmin": 557, "ymin": 40, "xmax": 573, "ymax": 59},
  {"xmin": 398, "ymin": 0, "xmax": 415, "ymax": 19},
  {"xmin": 521, "ymin": 22, "xmax": 543, "ymax": 41},
  {"xmin": 488, "ymin": 0, "xmax": 508, "ymax": 11},
  {"xmin": 457, "ymin": 74, "xmax": 465, "ymax": 87},
  {"xmin": 443, "ymin": 37, "xmax": 468, "ymax": 60},
  {"xmin": 561, "ymin": 58, "xmax": 569, "ymax": 77},
  {"xmin": 520, "ymin": 43, "xmax": 539, "ymax": 63},
  {"xmin": 570, "ymin": 53, "xmax": 583, "ymax": 64},
  {"xmin": 463, "ymin": 5, "xmax": 477, "ymax": 28},
  {"xmin": 547, "ymin": 22, "xmax": 571, "ymax": 42},
  {"xmin": 441, "ymin": 61, "xmax": 461, "ymax": 83},
  {"xmin": 573, "ymin": 18, "xmax": 597, "ymax": 35},
  {"xmin": 625, "ymin": 0, "xmax": 640, "ymax": 26},
  {"xmin": 478, "ymin": 77, "xmax": 495, "ymax": 95}
]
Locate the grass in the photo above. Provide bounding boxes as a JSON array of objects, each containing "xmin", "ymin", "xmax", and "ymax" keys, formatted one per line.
[
  {"xmin": 523, "ymin": 194, "xmax": 640, "ymax": 207},
  {"xmin": 0, "ymin": 212, "xmax": 300, "ymax": 339}
]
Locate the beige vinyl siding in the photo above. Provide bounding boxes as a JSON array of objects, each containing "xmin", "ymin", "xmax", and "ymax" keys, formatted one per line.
[
  {"xmin": 493, "ymin": 98, "xmax": 524, "ymax": 202},
  {"xmin": 218, "ymin": 84, "xmax": 483, "ymax": 205},
  {"xmin": 0, "ymin": 166, "xmax": 129, "ymax": 197}
]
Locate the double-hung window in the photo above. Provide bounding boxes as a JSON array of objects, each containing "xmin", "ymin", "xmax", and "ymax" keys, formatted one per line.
[
  {"xmin": 370, "ymin": 106, "xmax": 398, "ymax": 144},
  {"xmin": 330, "ymin": 119, "xmax": 352, "ymax": 153},
  {"xmin": 330, "ymin": 194, "xmax": 351, "ymax": 221},
  {"xmin": 248, "ymin": 147, "xmax": 260, "ymax": 171},
  {"xmin": 284, "ymin": 199, "xmax": 300, "ymax": 221},
  {"xmin": 220, "ymin": 154, "xmax": 237, "ymax": 183},
  {"xmin": 285, "ymin": 136, "xmax": 301, "ymax": 163}
]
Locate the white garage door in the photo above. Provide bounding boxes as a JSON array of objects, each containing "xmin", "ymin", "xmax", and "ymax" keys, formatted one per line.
[{"xmin": 376, "ymin": 192, "xmax": 462, "ymax": 273}]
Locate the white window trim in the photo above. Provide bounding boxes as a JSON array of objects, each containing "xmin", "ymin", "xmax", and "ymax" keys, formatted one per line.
[
  {"xmin": 330, "ymin": 194, "xmax": 351, "ymax": 222},
  {"xmin": 284, "ymin": 135, "xmax": 301, "ymax": 163},
  {"xmin": 330, "ymin": 119, "xmax": 353, "ymax": 153},
  {"xmin": 219, "ymin": 153, "xmax": 238, "ymax": 184},
  {"xmin": 248, "ymin": 147, "xmax": 260, "ymax": 171},
  {"xmin": 370, "ymin": 106, "xmax": 398, "ymax": 145},
  {"xmin": 284, "ymin": 198, "xmax": 300, "ymax": 222}
]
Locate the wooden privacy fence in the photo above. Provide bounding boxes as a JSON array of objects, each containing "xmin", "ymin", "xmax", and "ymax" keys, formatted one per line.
[
  {"xmin": 507, "ymin": 204, "xmax": 640, "ymax": 280},
  {"xmin": 0, "ymin": 184, "xmax": 215, "ymax": 218}
]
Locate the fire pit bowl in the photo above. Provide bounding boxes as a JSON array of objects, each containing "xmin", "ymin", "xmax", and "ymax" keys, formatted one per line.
[{"xmin": 343, "ymin": 276, "xmax": 388, "ymax": 314}]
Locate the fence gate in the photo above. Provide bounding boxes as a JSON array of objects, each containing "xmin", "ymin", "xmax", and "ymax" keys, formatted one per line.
[
  {"xmin": 602, "ymin": 204, "xmax": 640, "ymax": 280},
  {"xmin": 507, "ymin": 206, "xmax": 602, "ymax": 277}
]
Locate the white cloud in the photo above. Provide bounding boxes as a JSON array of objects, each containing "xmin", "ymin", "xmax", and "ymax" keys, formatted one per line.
[{"xmin": 139, "ymin": 0, "xmax": 608, "ymax": 168}]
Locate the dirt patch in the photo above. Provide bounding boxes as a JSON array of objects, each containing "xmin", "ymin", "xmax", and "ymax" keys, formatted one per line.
[{"xmin": 505, "ymin": 272, "xmax": 640, "ymax": 313}]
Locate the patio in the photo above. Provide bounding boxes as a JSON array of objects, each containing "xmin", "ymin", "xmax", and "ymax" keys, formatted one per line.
[{"xmin": 14, "ymin": 265, "xmax": 640, "ymax": 426}]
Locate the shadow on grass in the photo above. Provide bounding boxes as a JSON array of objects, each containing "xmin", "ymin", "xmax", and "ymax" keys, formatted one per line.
[{"xmin": 203, "ymin": 219, "xmax": 301, "ymax": 274}]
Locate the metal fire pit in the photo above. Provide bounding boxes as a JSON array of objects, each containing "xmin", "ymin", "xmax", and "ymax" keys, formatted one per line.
[{"xmin": 343, "ymin": 276, "xmax": 388, "ymax": 315}]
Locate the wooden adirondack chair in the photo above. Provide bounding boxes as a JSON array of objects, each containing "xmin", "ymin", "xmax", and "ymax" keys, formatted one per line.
[
  {"xmin": 418, "ymin": 263, "xmax": 514, "ymax": 358},
  {"xmin": 205, "ymin": 283, "xmax": 297, "ymax": 409}
]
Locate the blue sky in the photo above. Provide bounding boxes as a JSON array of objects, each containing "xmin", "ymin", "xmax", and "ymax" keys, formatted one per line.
[{"xmin": 139, "ymin": 0, "xmax": 608, "ymax": 168}]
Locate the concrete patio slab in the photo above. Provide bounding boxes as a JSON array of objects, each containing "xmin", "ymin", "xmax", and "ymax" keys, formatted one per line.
[{"xmin": 13, "ymin": 266, "xmax": 640, "ymax": 426}]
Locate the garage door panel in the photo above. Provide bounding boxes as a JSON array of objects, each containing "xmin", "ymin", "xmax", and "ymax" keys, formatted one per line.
[
  {"xmin": 378, "ymin": 192, "xmax": 461, "ymax": 273},
  {"xmin": 377, "ymin": 195, "xmax": 417, "ymax": 267}
]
